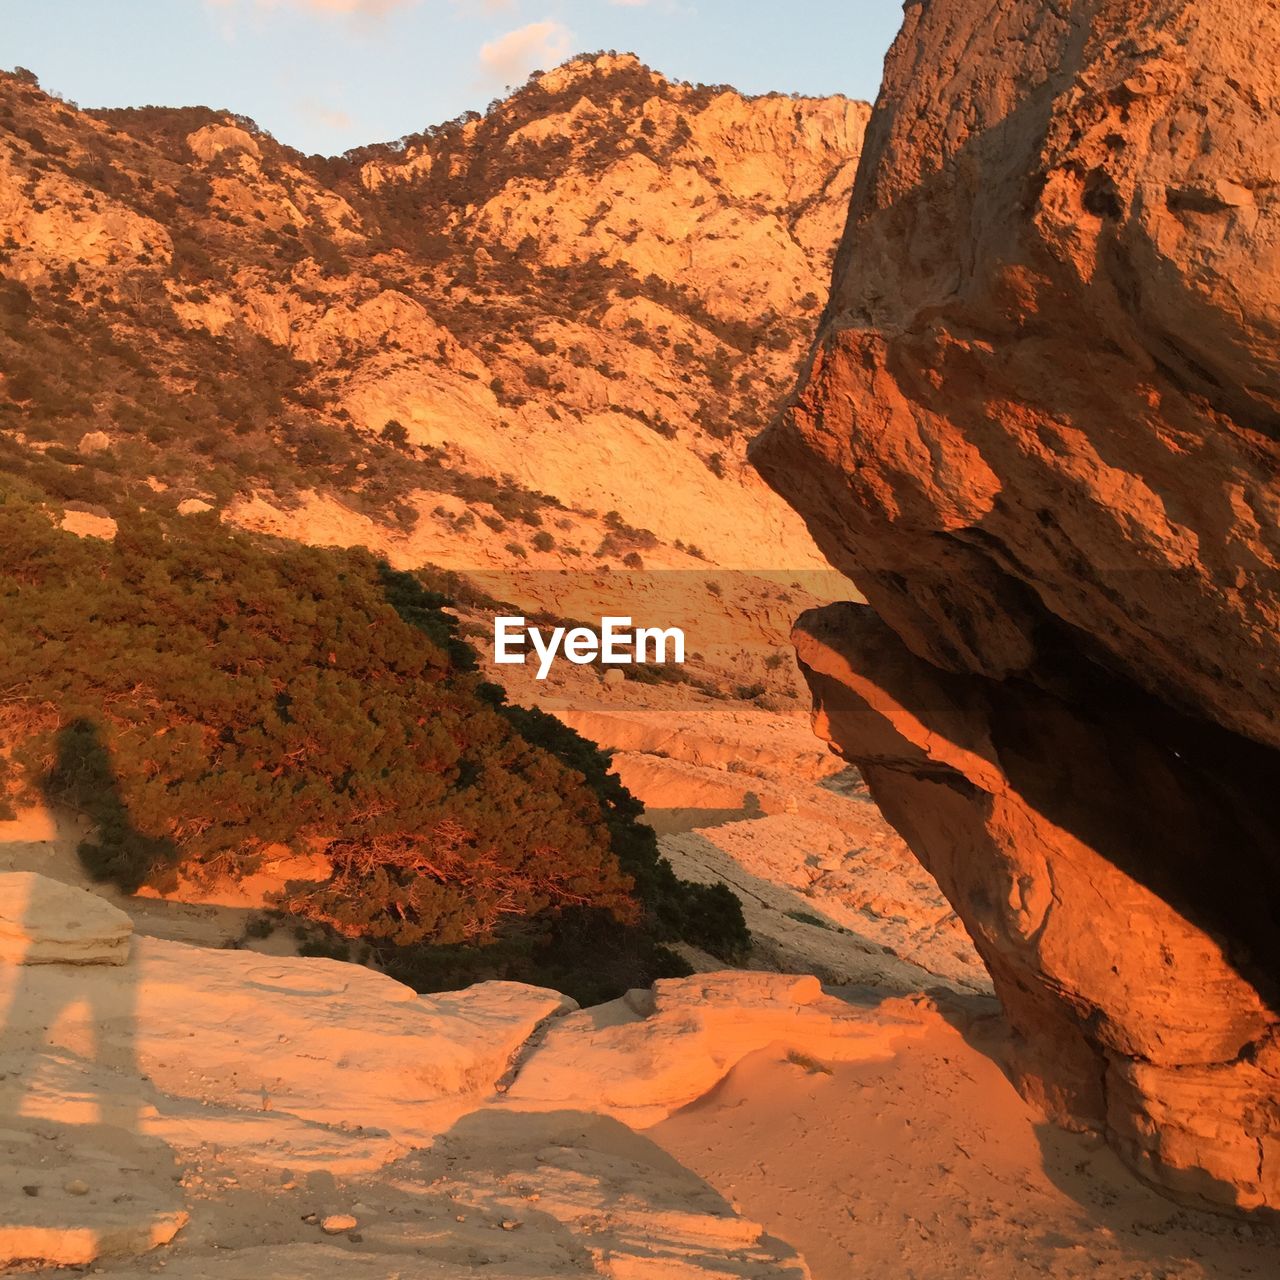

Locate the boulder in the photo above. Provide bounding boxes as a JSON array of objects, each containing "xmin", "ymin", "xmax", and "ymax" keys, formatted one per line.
[
  {"xmin": 186, "ymin": 124, "xmax": 261, "ymax": 164},
  {"xmin": 753, "ymin": 0, "xmax": 1280, "ymax": 1214},
  {"xmin": 0, "ymin": 872, "xmax": 132, "ymax": 965},
  {"xmin": 793, "ymin": 605, "xmax": 1280, "ymax": 1210},
  {"xmin": 77, "ymin": 430, "xmax": 111, "ymax": 455},
  {"xmin": 504, "ymin": 972, "xmax": 927, "ymax": 1125}
]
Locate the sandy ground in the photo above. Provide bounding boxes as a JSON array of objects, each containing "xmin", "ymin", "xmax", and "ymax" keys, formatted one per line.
[{"xmin": 653, "ymin": 1007, "xmax": 1280, "ymax": 1280}]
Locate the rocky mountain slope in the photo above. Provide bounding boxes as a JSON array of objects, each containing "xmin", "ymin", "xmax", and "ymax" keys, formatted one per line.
[
  {"xmin": 0, "ymin": 47, "xmax": 993, "ymax": 1013},
  {"xmin": 754, "ymin": 0, "xmax": 1280, "ymax": 1215},
  {"xmin": 0, "ymin": 55, "xmax": 868, "ymax": 573}
]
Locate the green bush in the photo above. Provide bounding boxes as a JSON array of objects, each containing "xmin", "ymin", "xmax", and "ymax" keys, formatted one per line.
[
  {"xmin": 0, "ymin": 497, "xmax": 749, "ymax": 997},
  {"xmin": 498, "ymin": 702, "xmax": 749, "ymax": 967},
  {"xmin": 0, "ymin": 500, "xmax": 632, "ymax": 936}
]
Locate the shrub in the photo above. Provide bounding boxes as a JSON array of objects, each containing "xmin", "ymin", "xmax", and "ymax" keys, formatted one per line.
[
  {"xmin": 380, "ymin": 419, "xmax": 409, "ymax": 449},
  {"xmin": 498, "ymin": 703, "xmax": 749, "ymax": 968},
  {"xmin": 0, "ymin": 499, "xmax": 749, "ymax": 998},
  {"xmin": 0, "ymin": 503, "xmax": 631, "ymax": 933}
]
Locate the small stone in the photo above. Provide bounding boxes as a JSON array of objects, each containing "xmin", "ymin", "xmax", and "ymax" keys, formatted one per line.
[
  {"xmin": 64, "ymin": 1179, "xmax": 90, "ymax": 1196},
  {"xmin": 500, "ymin": 1220, "xmax": 522, "ymax": 1231},
  {"xmin": 21, "ymin": 1185, "xmax": 39, "ymax": 1197},
  {"xmin": 321, "ymin": 1213, "xmax": 359, "ymax": 1234},
  {"xmin": 0, "ymin": 872, "xmax": 133, "ymax": 965},
  {"xmin": 78, "ymin": 430, "xmax": 112, "ymax": 455}
]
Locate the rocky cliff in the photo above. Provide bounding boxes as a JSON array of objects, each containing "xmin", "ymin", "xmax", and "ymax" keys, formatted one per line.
[
  {"xmin": 0, "ymin": 55, "xmax": 868, "ymax": 573},
  {"xmin": 753, "ymin": 0, "xmax": 1280, "ymax": 1212}
]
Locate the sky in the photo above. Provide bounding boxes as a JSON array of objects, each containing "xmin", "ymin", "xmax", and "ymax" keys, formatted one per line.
[{"xmin": 0, "ymin": 1, "xmax": 905, "ymax": 156}]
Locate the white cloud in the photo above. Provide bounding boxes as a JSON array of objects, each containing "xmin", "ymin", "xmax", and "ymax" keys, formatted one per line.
[
  {"xmin": 209, "ymin": 0, "xmax": 420, "ymax": 17},
  {"xmin": 478, "ymin": 20, "xmax": 573, "ymax": 84},
  {"xmin": 299, "ymin": 100, "xmax": 354, "ymax": 131}
]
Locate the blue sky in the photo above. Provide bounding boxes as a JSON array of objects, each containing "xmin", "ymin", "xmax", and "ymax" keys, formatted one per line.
[{"xmin": 0, "ymin": 1, "xmax": 904, "ymax": 155}]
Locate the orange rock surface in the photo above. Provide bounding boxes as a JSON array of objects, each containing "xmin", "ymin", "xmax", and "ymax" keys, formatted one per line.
[{"xmin": 754, "ymin": 0, "xmax": 1280, "ymax": 1213}]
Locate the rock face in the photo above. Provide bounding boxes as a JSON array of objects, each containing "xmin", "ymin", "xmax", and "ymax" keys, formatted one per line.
[
  {"xmin": 0, "ymin": 871, "xmax": 132, "ymax": 965},
  {"xmin": 0, "ymin": 873, "xmax": 925, "ymax": 1274},
  {"xmin": 0, "ymin": 57, "xmax": 870, "ymax": 576},
  {"xmin": 753, "ymin": 0, "xmax": 1280, "ymax": 1213}
]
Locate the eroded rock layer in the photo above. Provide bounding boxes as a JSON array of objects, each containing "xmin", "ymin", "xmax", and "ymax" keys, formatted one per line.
[
  {"xmin": 752, "ymin": 0, "xmax": 1280, "ymax": 1212},
  {"xmin": 0, "ymin": 873, "xmax": 925, "ymax": 1275}
]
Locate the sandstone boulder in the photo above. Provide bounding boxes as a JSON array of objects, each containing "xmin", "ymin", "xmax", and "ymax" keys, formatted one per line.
[
  {"xmin": 752, "ymin": 0, "xmax": 1280, "ymax": 1214},
  {"xmin": 755, "ymin": 0, "xmax": 1280, "ymax": 742},
  {"xmin": 0, "ymin": 871, "xmax": 132, "ymax": 965},
  {"xmin": 793, "ymin": 604, "xmax": 1280, "ymax": 1211},
  {"xmin": 186, "ymin": 124, "xmax": 261, "ymax": 164},
  {"xmin": 504, "ymin": 972, "xmax": 928, "ymax": 1126}
]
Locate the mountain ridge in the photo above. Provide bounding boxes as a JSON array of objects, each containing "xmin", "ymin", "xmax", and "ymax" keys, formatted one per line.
[{"xmin": 0, "ymin": 54, "xmax": 869, "ymax": 574}]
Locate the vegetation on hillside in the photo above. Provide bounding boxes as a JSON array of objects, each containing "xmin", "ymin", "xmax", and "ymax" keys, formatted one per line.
[
  {"xmin": 0, "ymin": 58, "xmax": 835, "ymax": 542},
  {"xmin": 0, "ymin": 494, "xmax": 747, "ymax": 1000}
]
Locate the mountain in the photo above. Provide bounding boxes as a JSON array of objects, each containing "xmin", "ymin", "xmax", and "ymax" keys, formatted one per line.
[{"xmin": 0, "ymin": 54, "xmax": 869, "ymax": 573}]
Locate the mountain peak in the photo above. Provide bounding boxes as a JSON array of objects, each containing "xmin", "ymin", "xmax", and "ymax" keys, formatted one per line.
[{"xmin": 532, "ymin": 51, "xmax": 651, "ymax": 95}]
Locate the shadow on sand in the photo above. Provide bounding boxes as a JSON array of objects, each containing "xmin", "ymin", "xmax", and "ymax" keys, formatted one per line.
[
  {"xmin": 0, "ymin": 719, "xmax": 184, "ymax": 1267},
  {"xmin": 387, "ymin": 1106, "xmax": 808, "ymax": 1277}
]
